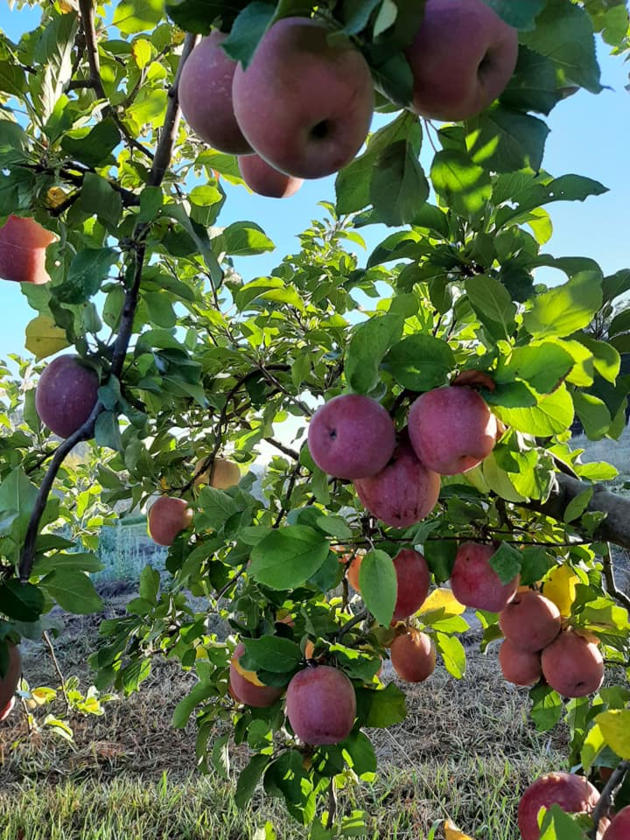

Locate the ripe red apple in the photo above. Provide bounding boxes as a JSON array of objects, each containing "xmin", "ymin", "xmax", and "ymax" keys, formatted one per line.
[
  {"xmin": 342, "ymin": 552, "xmax": 363, "ymax": 592},
  {"xmin": 499, "ymin": 590, "xmax": 562, "ymax": 652},
  {"xmin": 147, "ymin": 496, "xmax": 193, "ymax": 547},
  {"xmin": 450, "ymin": 542, "xmax": 519, "ymax": 613},
  {"xmin": 308, "ymin": 394, "xmax": 396, "ymax": 480},
  {"xmin": 404, "ymin": 0, "xmax": 519, "ymax": 121},
  {"xmin": 0, "ymin": 215, "xmax": 56, "ymax": 285},
  {"xmin": 232, "ymin": 17, "xmax": 374, "ymax": 178},
  {"xmin": 286, "ymin": 665, "xmax": 356, "ymax": 745},
  {"xmin": 390, "ymin": 630, "xmax": 436, "ymax": 683},
  {"xmin": 408, "ymin": 386, "xmax": 498, "ymax": 475},
  {"xmin": 498, "ymin": 639, "xmax": 541, "ymax": 687},
  {"xmin": 354, "ymin": 434, "xmax": 440, "ymax": 528},
  {"xmin": 603, "ymin": 806, "xmax": 630, "ymax": 840},
  {"xmin": 0, "ymin": 696, "xmax": 16, "ymax": 722},
  {"xmin": 541, "ymin": 630, "xmax": 604, "ymax": 698},
  {"xmin": 179, "ymin": 30, "xmax": 252, "ymax": 154},
  {"xmin": 238, "ymin": 154, "xmax": 303, "ymax": 198},
  {"xmin": 0, "ymin": 644, "xmax": 21, "ymax": 713},
  {"xmin": 229, "ymin": 642, "xmax": 284, "ymax": 708},
  {"xmin": 35, "ymin": 355, "xmax": 99, "ymax": 438},
  {"xmin": 518, "ymin": 772, "xmax": 600, "ymax": 840}
]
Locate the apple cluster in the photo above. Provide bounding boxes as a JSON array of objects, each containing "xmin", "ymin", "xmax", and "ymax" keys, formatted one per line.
[
  {"xmin": 308, "ymin": 386, "xmax": 497, "ymax": 528},
  {"xmin": 178, "ymin": 0, "xmax": 518, "ymax": 199}
]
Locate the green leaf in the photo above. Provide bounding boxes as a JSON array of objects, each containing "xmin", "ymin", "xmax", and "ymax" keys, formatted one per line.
[
  {"xmin": 40, "ymin": 570, "xmax": 103, "ymax": 614},
  {"xmin": 249, "ymin": 526, "xmax": 330, "ymax": 590},
  {"xmin": 572, "ymin": 392, "xmax": 611, "ymax": 440},
  {"xmin": 539, "ymin": 804, "xmax": 590, "ymax": 839},
  {"xmin": 358, "ymin": 550, "xmax": 396, "ymax": 627},
  {"xmin": 430, "ymin": 150, "xmax": 492, "ymax": 217},
  {"xmin": 500, "ymin": 47, "xmax": 563, "ymax": 115},
  {"xmin": 0, "ymin": 581, "xmax": 45, "ymax": 621},
  {"xmin": 222, "ymin": 2, "xmax": 276, "ymax": 68},
  {"xmin": 523, "ymin": 272, "xmax": 603, "ymax": 339},
  {"xmin": 529, "ymin": 684, "xmax": 563, "ymax": 731},
  {"xmin": 355, "ymin": 683, "xmax": 406, "ymax": 728},
  {"xmin": 79, "ymin": 173, "xmax": 122, "ymax": 231},
  {"xmin": 342, "ymin": 731, "xmax": 377, "ymax": 777},
  {"xmin": 172, "ymin": 681, "xmax": 217, "ymax": 728},
  {"xmin": 466, "ymin": 106, "xmax": 550, "ymax": 173},
  {"xmin": 94, "ymin": 411, "xmax": 123, "ymax": 452},
  {"xmin": 113, "ymin": 0, "xmax": 164, "ymax": 34},
  {"xmin": 242, "ymin": 637, "xmax": 301, "ymax": 673},
  {"xmin": 139, "ymin": 565, "xmax": 160, "ymax": 604},
  {"xmin": 465, "ymin": 275, "xmax": 517, "ymax": 339},
  {"xmin": 217, "ymin": 222, "xmax": 275, "ymax": 256},
  {"xmin": 520, "ymin": 0, "xmax": 602, "ymax": 94},
  {"xmin": 315, "ymin": 515, "xmax": 352, "ymax": 540},
  {"xmin": 195, "ymin": 487, "xmax": 239, "ymax": 531},
  {"xmin": 235, "ymin": 754, "xmax": 272, "ymax": 809},
  {"xmin": 489, "ymin": 542, "xmax": 522, "ymax": 584},
  {"xmin": 55, "ymin": 248, "xmax": 118, "ymax": 305},
  {"xmin": 480, "ymin": 0, "xmax": 545, "ymax": 29},
  {"xmin": 435, "ymin": 632, "xmax": 466, "ymax": 679},
  {"xmin": 499, "ymin": 342, "xmax": 575, "ymax": 394},
  {"xmin": 382, "ymin": 334, "xmax": 455, "ymax": 391},
  {"xmin": 423, "ymin": 540, "xmax": 457, "ymax": 584},
  {"xmin": 61, "ymin": 118, "xmax": 121, "ymax": 168},
  {"xmin": 370, "ymin": 140, "xmax": 429, "ymax": 226},
  {"xmin": 345, "ymin": 314, "xmax": 403, "ymax": 394},
  {"xmin": 33, "ymin": 552, "xmax": 103, "ymax": 575},
  {"xmin": 494, "ymin": 384, "xmax": 574, "ymax": 437},
  {"xmin": 563, "ymin": 487, "xmax": 594, "ymax": 523}
]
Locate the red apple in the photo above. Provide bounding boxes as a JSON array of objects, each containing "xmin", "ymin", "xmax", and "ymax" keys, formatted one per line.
[
  {"xmin": 498, "ymin": 639, "xmax": 541, "ymax": 686},
  {"xmin": 179, "ymin": 31, "xmax": 252, "ymax": 154},
  {"xmin": 0, "ymin": 696, "xmax": 16, "ymax": 722},
  {"xmin": 354, "ymin": 434, "xmax": 440, "ymax": 528},
  {"xmin": 450, "ymin": 542, "xmax": 519, "ymax": 613},
  {"xmin": 541, "ymin": 630, "xmax": 604, "ymax": 698},
  {"xmin": 345, "ymin": 548, "xmax": 430, "ymax": 621},
  {"xmin": 390, "ymin": 631, "xmax": 436, "ymax": 683},
  {"xmin": 308, "ymin": 394, "xmax": 396, "ymax": 480},
  {"xmin": 518, "ymin": 772, "xmax": 600, "ymax": 840},
  {"xmin": 147, "ymin": 496, "xmax": 193, "ymax": 547},
  {"xmin": 0, "ymin": 215, "xmax": 56, "ymax": 285},
  {"xmin": 499, "ymin": 590, "xmax": 562, "ymax": 652},
  {"xmin": 232, "ymin": 17, "xmax": 374, "ymax": 178},
  {"xmin": 238, "ymin": 154, "xmax": 303, "ymax": 198},
  {"xmin": 408, "ymin": 386, "xmax": 498, "ymax": 475},
  {"xmin": 229, "ymin": 642, "xmax": 284, "ymax": 708},
  {"xmin": 405, "ymin": 0, "xmax": 519, "ymax": 121},
  {"xmin": 0, "ymin": 644, "xmax": 21, "ymax": 712},
  {"xmin": 35, "ymin": 355, "xmax": 99, "ymax": 438},
  {"xmin": 286, "ymin": 665, "xmax": 356, "ymax": 745},
  {"xmin": 603, "ymin": 806, "xmax": 630, "ymax": 840}
]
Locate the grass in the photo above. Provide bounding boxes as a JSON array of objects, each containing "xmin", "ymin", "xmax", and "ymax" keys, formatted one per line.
[{"xmin": 0, "ymin": 605, "xmax": 567, "ymax": 839}]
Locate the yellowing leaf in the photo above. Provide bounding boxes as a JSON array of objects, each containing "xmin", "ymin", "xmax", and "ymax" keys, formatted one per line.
[
  {"xmin": 419, "ymin": 588, "xmax": 466, "ymax": 617},
  {"xmin": 595, "ymin": 710, "xmax": 630, "ymax": 759},
  {"xmin": 444, "ymin": 819, "xmax": 477, "ymax": 840},
  {"xmin": 232, "ymin": 656, "xmax": 264, "ymax": 687},
  {"xmin": 57, "ymin": 0, "xmax": 78, "ymax": 12},
  {"xmin": 543, "ymin": 565, "xmax": 579, "ymax": 616},
  {"xmin": 132, "ymin": 38, "xmax": 152, "ymax": 69},
  {"xmin": 45, "ymin": 186, "xmax": 69, "ymax": 209},
  {"xmin": 25, "ymin": 315, "xmax": 70, "ymax": 360}
]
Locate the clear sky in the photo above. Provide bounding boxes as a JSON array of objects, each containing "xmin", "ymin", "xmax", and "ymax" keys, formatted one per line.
[{"xmin": 1, "ymin": 4, "xmax": 629, "ymax": 362}]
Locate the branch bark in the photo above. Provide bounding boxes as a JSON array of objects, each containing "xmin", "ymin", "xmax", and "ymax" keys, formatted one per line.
[{"xmin": 590, "ymin": 760, "xmax": 629, "ymax": 839}]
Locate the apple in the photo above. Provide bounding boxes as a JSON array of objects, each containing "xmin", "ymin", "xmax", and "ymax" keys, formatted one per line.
[
  {"xmin": 499, "ymin": 590, "xmax": 562, "ymax": 652},
  {"xmin": 229, "ymin": 642, "xmax": 284, "ymax": 708},
  {"xmin": 342, "ymin": 553, "xmax": 363, "ymax": 592},
  {"xmin": 0, "ymin": 643, "xmax": 21, "ymax": 712},
  {"xmin": 450, "ymin": 542, "xmax": 519, "ymax": 613},
  {"xmin": 344, "ymin": 548, "xmax": 430, "ymax": 621},
  {"xmin": 408, "ymin": 385, "xmax": 498, "ymax": 475},
  {"xmin": 541, "ymin": 630, "xmax": 604, "ymax": 698},
  {"xmin": 390, "ymin": 630, "xmax": 436, "ymax": 683},
  {"xmin": 404, "ymin": 0, "xmax": 519, "ymax": 121},
  {"xmin": 232, "ymin": 17, "xmax": 374, "ymax": 178},
  {"xmin": 354, "ymin": 433, "xmax": 440, "ymax": 528},
  {"xmin": 518, "ymin": 772, "xmax": 600, "ymax": 840},
  {"xmin": 148, "ymin": 496, "xmax": 193, "ymax": 546},
  {"xmin": 603, "ymin": 806, "xmax": 630, "ymax": 840},
  {"xmin": 286, "ymin": 665, "xmax": 356, "ymax": 745},
  {"xmin": 0, "ymin": 696, "xmax": 16, "ymax": 722},
  {"xmin": 238, "ymin": 154, "xmax": 303, "ymax": 198},
  {"xmin": 308, "ymin": 394, "xmax": 396, "ymax": 480},
  {"xmin": 193, "ymin": 457, "xmax": 240, "ymax": 490},
  {"xmin": 498, "ymin": 639, "xmax": 541, "ymax": 687},
  {"xmin": 178, "ymin": 31, "xmax": 252, "ymax": 154},
  {"xmin": 35, "ymin": 355, "xmax": 99, "ymax": 439},
  {"xmin": 0, "ymin": 215, "xmax": 56, "ymax": 285}
]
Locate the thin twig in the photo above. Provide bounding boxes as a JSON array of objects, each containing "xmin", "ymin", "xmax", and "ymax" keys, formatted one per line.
[
  {"xmin": 336, "ymin": 609, "xmax": 368, "ymax": 640},
  {"xmin": 602, "ymin": 543, "xmax": 630, "ymax": 610},
  {"xmin": 273, "ymin": 462, "xmax": 301, "ymax": 527},
  {"xmin": 264, "ymin": 438, "xmax": 299, "ymax": 460},
  {"xmin": 42, "ymin": 631, "xmax": 70, "ymax": 713},
  {"xmin": 590, "ymin": 761, "xmax": 629, "ymax": 839},
  {"xmin": 215, "ymin": 566, "xmax": 246, "ymax": 603},
  {"xmin": 327, "ymin": 777, "xmax": 338, "ymax": 828}
]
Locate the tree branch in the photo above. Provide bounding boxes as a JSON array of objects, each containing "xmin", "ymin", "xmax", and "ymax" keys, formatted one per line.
[
  {"xmin": 590, "ymin": 761, "xmax": 629, "ymax": 839},
  {"xmin": 603, "ymin": 543, "xmax": 630, "ymax": 610}
]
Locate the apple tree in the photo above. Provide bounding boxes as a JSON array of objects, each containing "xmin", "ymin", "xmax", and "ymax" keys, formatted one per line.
[{"xmin": 1, "ymin": 0, "xmax": 630, "ymax": 836}]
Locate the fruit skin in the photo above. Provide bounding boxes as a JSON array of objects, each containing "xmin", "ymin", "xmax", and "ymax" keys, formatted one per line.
[
  {"xmin": 499, "ymin": 590, "xmax": 562, "ymax": 652},
  {"xmin": 286, "ymin": 665, "xmax": 356, "ymax": 745},
  {"xmin": 603, "ymin": 805, "xmax": 630, "ymax": 840},
  {"xmin": 498, "ymin": 639, "xmax": 541, "ymax": 686},
  {"xmin": 194, "ymin": 457, "xmax": 240, "ymax": 490},
  {"xmin": 229, "ymin": 643, "xmax": 284, "ymax": 708},
  {"xmin": 390, "ymin": 631, "xmax": 436, "ymax": 683},
  {"xmin": 0, "ymin": 696, "xmax": 16, "ymax": 722},
  {"xmin": 344, "ymin": 548, "xmax": 430, "ymax": 621},
  {"xmin": 35, "ymin": 355, "xmax": 99, "ymax": 438},
  {"xmin": 408, "ymin": 386, "xmax": 498, "ymax": 475},
  {"xmin": 354, "ymin": 434, "xmax": 440, "ymax": 528},
  {"xmin": 541, "ymin": 630, "xmax": 604, "ymax": 698},
  {"xmin": 450, "ymin": 542, "xmax": 519, "ymax": 613},
  {"xmin": 238, "ymin": 154, "xmax": 303, "ymax": 198},
  {"xmin": 178, "ymin": 31, "xmax": 252, "ymax": 154},
  {"xmin": 0, "ymin": 644, "xmax": 21, "ymax": 712},
  {"xmin": 308, "ymin": 394, "xmax": 396, "ymax": 480},
  {"xmin": 148, "ymin": 497, "xmax": 193, "ymax": 547},
  {"xmin": 232, "ymin": 17, "xmax": 374, "ymax": 179},
  {"xmin": 405, "ymin": 0, "xmax": 518, "ymax": 121},
  {"xmin": 518, "ymin": 772, "xmax": 600, "ymax": 840},
  {"xmin": 343, "ymin": 553, "xmax": 363, "ymax": 592},
  {"xmin": 0, "ymin": 215, "xmax": 56, "ymax": 285}
]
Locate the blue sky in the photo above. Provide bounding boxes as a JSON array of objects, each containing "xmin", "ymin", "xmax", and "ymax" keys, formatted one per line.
[{"xmin": 1, "ymin": 4, "xmax": 629, "ymax": 362}]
